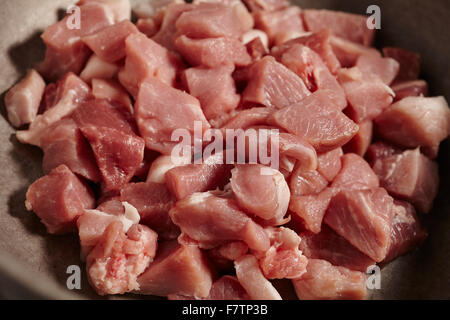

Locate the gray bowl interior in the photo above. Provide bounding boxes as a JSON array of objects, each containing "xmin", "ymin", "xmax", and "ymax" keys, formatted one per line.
[{"xmin": 0, "ymin": 0, "xmax": 449, "ymax": 299}]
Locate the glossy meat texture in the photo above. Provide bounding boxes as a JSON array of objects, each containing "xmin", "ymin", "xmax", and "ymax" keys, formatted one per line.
[
  {"xmin": 289, "ymin": 166, "xmax": 328, "ymax": 197},
  {"xmin": 147, "ymin": 154, "xmax": 192, "ymax": 184},
  {"xmin": 372, "ymin": 148, "xmax": 439, "ymax": 213},
  {"xmin": 242, "ymin": 56, "xmax": 311, "ymax": 109},
  {"xmin": 324, "ymin": 188, "xmax": 394, "ymax": 262},
  {"xmin": 25, "ymin": 165, "xmax": 95, "ymax": 234},
  {"xmin": 230, "ymin": 164, "xmax": 290, "ymax": 223},
  {"xmin": 292, "ymin": 259, "xmax": 367, "ymax": 300},
  {"xmin": 331, "ymin": 153, "xmax": 379, "ymax": 190},
  {"xmin": 5, "ymin": 69, "xmax": 45, "ymax": 128},
  {"xmin": 87, "ymin": 221, "xmax": 158, "ymax": 295},
  {"xmin": 169, "ymin": 192, "xmax": 270, "ymax": 251},
  {"xmin": 80, "ymin": 55, "xmax": 120, "ymax": 83},
  {"xmin": 270, "ymin": 91, "xmax": 359, "ymax": 152},
  {"xmin": 120, "ymin": 182, "xmax": 180, "ymax": 240},
  {"xmin": 137, "ymin": 241, "xmax": 214, "ymax": 298}
]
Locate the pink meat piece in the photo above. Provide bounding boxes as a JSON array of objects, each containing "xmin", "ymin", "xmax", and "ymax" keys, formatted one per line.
[
  {"xmin": 81, "ymin": 126, "xmax": 145, "ymax": 190},
  {"xmin": 72, "ymin": 98, "xmax": 136, "ymax": 135},
  {"xmin": 343, "ymin": 120, "xmax": 373, "ymax": 156},
  {"xmin": 384, "ymin": 200, "xmax": 428, "ymax": 262},
  {"xmin": 234, "ymin": 255, "xmax": 282, "ymax": 300},
  {"xmin": 230, "ymin": 164, "xmax": 290, "ymax": 223},
  {"xmin": 372, "ymin": 148, "xmax": 439, "ymax": 213},
  {"xmin": 176, "ymin": 2, "xmax": 249, "ymax": 39},
  {"xmin": 317, "ymin": 148, "xmax": 343, "ymax": 182},
  {"xmin": 324, "ymin": 188, "xmax": 394, "ymax": 262},
  {"xmin": 165, "ymin": 152, "xmax": 231, "ymax": 199},
  {"xmin": 174, "ymin": 35, "xmax": 251, "ymax": 68},
  {"xmin": 289, "ymin": 187, "xmax": 336, "ymax": 234},
  {"xmin": 355, "ymin": 53, "xmax": 400, "ymax": 85},
  {"xmin": 152, "ymin": 3, "xmax": 194, "ymax": 51},
  {"xmin": 78, "ymin": 0, "xmax": 131, "ymax": 22},
  {"xmin": 243, "ymin": 0, "xmax": 289, "ymax": 12},
  {"xmin": 299, "ymin": 225, "xmax": 375, "ymax": 272},
  {"xmin": 120, "ymin": 182, "xmax": 179, "ymax": 240},
  {"xmin": 16, "ymin": 73, "xmax": 91, "ymax": 147},
  {"xmin": 118, "ymin": 33, "xmax": 183, "ymax": 98},
  {"xmin": 25, "ymin": 165, "xmax": 95, "ymax": 234},
  {"xmin": 338, "ymin": 67, "xmax": 394, "ymax": 123},
  {"xmin": 330, "ymin": 36, "xmax": 379, "ymax": 67},
  {"xmin": 331, "ymin": 153, "xmax": 379, "ymax": 190},
  {"xmin": 79, "ymin": 55, "xmax": 120, "ymax": 83},
  {"xmin": 221, "ymin": 107, "xmax": 272, "ymax": 129},
  {"xmin": 183, "ymin": 65, "xmax": 240, "ymax": 120},
  {"xmin": 292, "ymin": 259, "xmax": 367, "ymax": 300},
  {"xmin": 289, "ymin": 166, "xmax": 328, "ymax": 197},
  {"xmin": 169, "ymin": 192, "xmax": 270, "ymax": 251},
  {"xmin": 269, "ymin": 91, "xmax": 359, "ymax": 152},
  {"xmin": 82, "ymin": 20, "xmax": 139, "ymax": 63},
  {"xmin": 272, "ymin": 29, "xmax": 341, "ymax": 74},
  {"xmin": 38, "ymin": 2, "xmax": 115, "ymax": 81},
  {"xmin": 365, "ymin": 141, "xmax": 402, "ymax": 166},
  {"xmin": 275, "ymin": 44, "xmax": 347, "ymax": 110},
  {"xmin": 137, "ymin": 241, "xmax": 214, "ymax": 298},
  {"xmin": 241, "ymin": 56, "xmax": 310, "ymax": 109},
  {"xmin": 136, "ymin": 18, "xmax": 158, "ymax": 38},
  {"xmin": 254, "ymin": 6, "xmax": 305, "ymax": 46},
  {"xmin": 391, "ymin": 80, "xmax": 429, "ymax": 102},
  {"xmin": 383, "ymin": 47, "xmax": 421, "ymax": 82},
  {"xmin": 277, "ymin": 132, "xmax": 318, "ymax": 173},
  {"xmin": 40, "ymin": 118, "xmax": 100, "ymax": 182},
  {"xmin": 135, "ymin": 77, "xmax": 210, "ymax": 154},
  {"xmin": 86, "ymin": 221, "xmax": 158, "ymax": 295},
  {"xmin": 91, "ymin": 79, "xmax": 133, "ymax": 114},
  {"xmin": 374, "ymin": 96, "xmax": 450, "ymax": 151},
  {"xmin": 303, "ymin": 9, "xmax": 375, "ymax": 46},
  {"xmin": 147, "ymin": 154, "xmax": 191, "ymax": 184},
  {"xmin": 5, "ymin": 69, "xmax": 46, "ymax": 128},
  {"xmin": 245, "ymin": 37, "xmax": 268, "ymax": 61},
  {"xmin": 257, "ymin": 227, "xmax": 308, "ymax": 279}
]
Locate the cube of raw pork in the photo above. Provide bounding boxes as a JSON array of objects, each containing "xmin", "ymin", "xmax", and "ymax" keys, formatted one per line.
[
  {"xmin": 147, "ymin": 154, "xmax": 191, "ymax": 184},
  {"xmin": 82, "ymin": 20, "xmax": 139, "ymax": 63},
  {"xmin": 234, "ymin": 255, "xmax": 282, "ymax": 300},
  {"xmin": 269, "ymin": 91, "xmax": 359, "ymax": 152},
  {"xmin": 78, "ymin": 0, "xmax": 131, "ymax": 22},
  {"xmin": 120, "ymin": 182, "xmax": 179, "ymax": 240},
  {"xmin": 289, "ymin": 166, "xmax": 328, "ymax": 197},
  {"xmin": 303, "ymin": 9, "xmax": 375, "ymax": 46},
  {"xmin": 183, "ymin": 65, "xmax": 240, "ymax": 120},
  {"xmin": 316, "ymin": 148, "xmax": 343, "ymax": 182},
  {"xmin": 91, "ymin": 79, "xmax": 133, "ymax": 114},
  {"xmin": 16, "ymin": 73, "xmax": 91, "ymax": 147},
  {"xmin": 355, "ymin": 53, "xmax": 399, "ymax": 85},
  {"xmin": 230, "ymin": 164, "xmax": 290, "ymax": 223},
  {"xmin": 365, "ymin": 141, "xmax": 402, "ymax": 166},
  {"xmin": 169, "ymin": 192, "xmax": 270, "ymax": 251},
  {"xmin": 25, "ymin": 165, "xmax": 95, "ymax": 234},
  {"xmin": 329, "ymin": 36, "xmax": 379, "ymax": 68},
  {"xmin": 375, "ymin": 96, "xmax": 450, "ymax": 151},
  {"xmin": 86, "ymin": 221, "xmax": 158, "ymax": 295},
  {"xmin": 383, "ymin": 47, "xmax": 421, "ymax": 82},
  {"xmin": 299, "ymin": 225, "xmax": 375, "ymax": 272},
  {"xmin": 5, "ymin": 69, "xmax": 45, "ymax": 128},
  {"xmin": 135, "ymin": 77, "xmax": 210, "ymax": 154},
  {"xmin": 242, "ymin": 56, "xmax": 311, "ymax": 109},
  {"xmin": 342, "ymin": 120, "xmax": 373, "ymax": 157},
  {"xmin": 137, "ymin": 241, "xmax": 214, "ymax": 298},
  {"xmin": 331, "ymin": 153, "xmax": 379, "ymax": 190},
  {"xmin": 372, "ymin": 148, "xmax": 439, "ymax": 213},
  {"xmin": 79, "ymin": 55, "xmax": 120, "ymax": 83},
  {"xmin": 324, "ymin": 188, "xmax": 394, "ymax": 262},
  {"xmin": 292, "ymin": 259, "xmax": 367, "ymax": 300},
  {"xmin": 384, "ymin": 201, "xmax": 428, "ymax": 262}
]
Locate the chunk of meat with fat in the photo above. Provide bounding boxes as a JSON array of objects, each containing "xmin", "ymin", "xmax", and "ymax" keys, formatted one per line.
[
  {"xmin": 169, "ymin": 192, "xmax": 270, "ymax": 251},
  {"xmin": 269, "ymin": 91, "xmax": 359, "ymax": 152},
  {"xmin": 25, "ymin": 165, "xmax": 95, "ymax": 234},
  {"xmin": 137, "ymin": 241, "xmax": 213, "ymax": 298},
  {"xmin": 375, "ymin": 96, "xmax": 450, "ymax": 151},
  {"xmin": 79, "ymin": 55, "xmax": 119, "ymax": 83},
  {"xmin": 292, "ymin": 259, "xmax": 367, "ymax": 300},
  {"xmin": 135, "ymin": 77, "xmax": 210, "ymax": 154},
  {"xmin": 230, "ymin": 164, "xmax": 290, "ymax": 223},
  {"xmin": 234, "ymin": 255, "xmax": 282, "ymax": 300},
  {"xmin": 16, "ymin": 73, "xmax": 91, "ymax": 147},
  {"xmin": 299, "ymin": 225, "xmax": 375, "ymax": 272},
  {"xmin": 324, "ymin": 188, "xmax": 394, "ymax": 262},
  {"xmin": 86, "ymin": 221, "xmax": 158, "ymax": 295},
  {"xmin": 91, "ymin": 79, "xmax": 133, "ymax": 114},
  {"xmin": 5, "ymin": 69, "xmax": 45, "ymax": 128},
  {"xmin": 372, "ymin": 148, "xmax": 439, "ymax": 213},
  {"xmin": 303, "ymin": 9, "xmax": 375, "ymax": 46},
  {"xmin": 242, "ymin": 56, "xmax": 310, "ymax": 109},
  {"xmin": 147, "ymin": 154, "xmax": 191, "ymax": 184}
]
